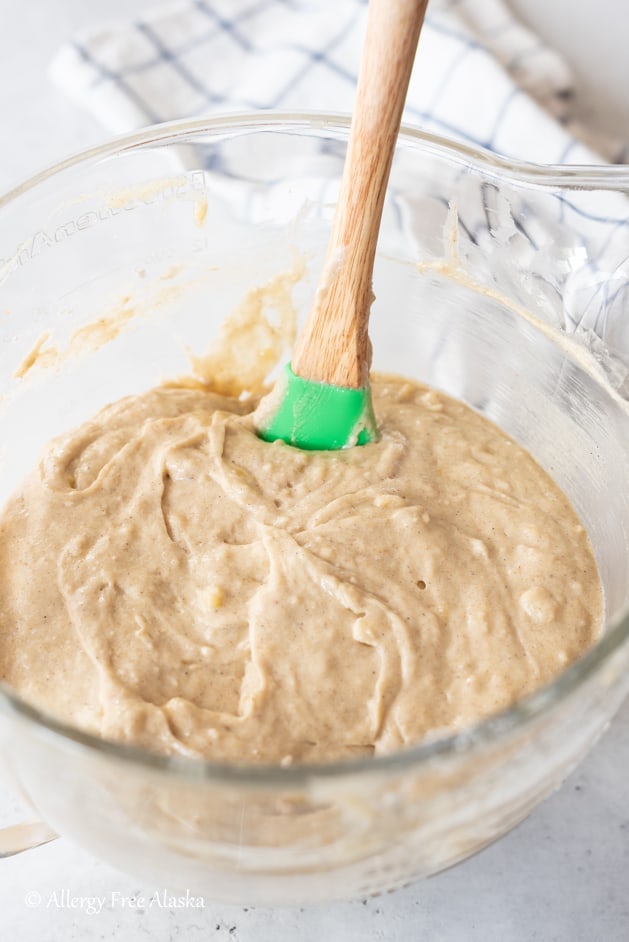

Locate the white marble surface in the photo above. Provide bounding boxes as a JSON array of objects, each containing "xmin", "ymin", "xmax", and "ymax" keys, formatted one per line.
[{"xmin": 1, "ymin": 1, "xmax": 628, "ymax": 940}]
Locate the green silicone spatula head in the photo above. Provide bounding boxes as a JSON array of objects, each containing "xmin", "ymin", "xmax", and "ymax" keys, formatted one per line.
[
  {"xmin": 256, "ymin": 363, "xmax": 378, "ymax": 450},
  {"xmin": 255, "ymin": 0, "xmax": 429, "ymax": 450}
]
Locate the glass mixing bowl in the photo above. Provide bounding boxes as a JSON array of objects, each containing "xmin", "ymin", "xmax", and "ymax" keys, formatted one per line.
[{"xmin": 0, "ymin": 115, "xmax": 628, "ymax": 905}]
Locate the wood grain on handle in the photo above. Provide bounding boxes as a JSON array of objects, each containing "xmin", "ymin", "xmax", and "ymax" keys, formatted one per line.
[{"xmin": 292, "ymin": 0, "xmax": 429, "ymax": 388}]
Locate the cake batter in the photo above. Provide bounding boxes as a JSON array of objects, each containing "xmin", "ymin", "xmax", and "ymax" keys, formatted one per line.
[{"xmin": 0, "ymin": 374, "xmax": 602, "ymax": 763}]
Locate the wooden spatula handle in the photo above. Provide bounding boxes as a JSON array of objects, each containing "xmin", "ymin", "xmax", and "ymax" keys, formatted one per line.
[{"xmin": 292, "ymin": 0, "xmax": 429, "ymax": 388}]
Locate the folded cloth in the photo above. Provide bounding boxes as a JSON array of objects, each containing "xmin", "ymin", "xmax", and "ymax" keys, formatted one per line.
[{"xmin": 51, "ymin": 0, "xmax": 627, "ymax": 166}]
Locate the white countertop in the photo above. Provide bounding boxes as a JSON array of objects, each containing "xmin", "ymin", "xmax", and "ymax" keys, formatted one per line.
[{"xmin": 1, "ymin": 2, "xmax": 628, "ymax": 940}]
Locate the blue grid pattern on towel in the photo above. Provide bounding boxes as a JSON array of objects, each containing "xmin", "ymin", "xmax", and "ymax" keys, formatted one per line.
[
  {"xmin": 51, "ymin": 0, "xmax": 628, "ymax": 370},
  {"xmin": 72, "ymin": 0, "xmax": 368, "ymax": 124},
  {"xmin": 56, "ymin": 0, "xmax": 628, "ymax": 165}
]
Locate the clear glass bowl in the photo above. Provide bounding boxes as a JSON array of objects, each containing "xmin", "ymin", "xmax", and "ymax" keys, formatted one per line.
[{"xmin": 0, "ymin": 114, "xmax": 628, "ymax": 905}]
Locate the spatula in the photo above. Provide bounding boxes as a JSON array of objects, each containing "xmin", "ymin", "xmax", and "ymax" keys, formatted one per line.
[{"xmin": 256, "ymin": 0, "xmax": 429, "ymax": 450}]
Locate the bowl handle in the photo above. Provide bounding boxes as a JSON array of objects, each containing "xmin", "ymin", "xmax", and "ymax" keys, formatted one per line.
[{"xmin": 0, "ymin": 818, "xmax": 57, "ymax": 858}]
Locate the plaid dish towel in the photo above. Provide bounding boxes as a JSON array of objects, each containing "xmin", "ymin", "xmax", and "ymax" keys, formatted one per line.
[{"xmin": 51, "ymin": 0, "xmax": 627, "ymax": 166}]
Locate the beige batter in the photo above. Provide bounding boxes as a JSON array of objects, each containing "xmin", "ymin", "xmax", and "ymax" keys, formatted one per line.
[{"xmin": 0, "ymin": 374, "xmax": 602, "ymax": 763}]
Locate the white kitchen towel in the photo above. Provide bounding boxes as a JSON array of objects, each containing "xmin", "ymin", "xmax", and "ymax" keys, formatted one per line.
[{"xmin": 51, "ymin": 0, "xmax": 627, "ymax": 166}]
